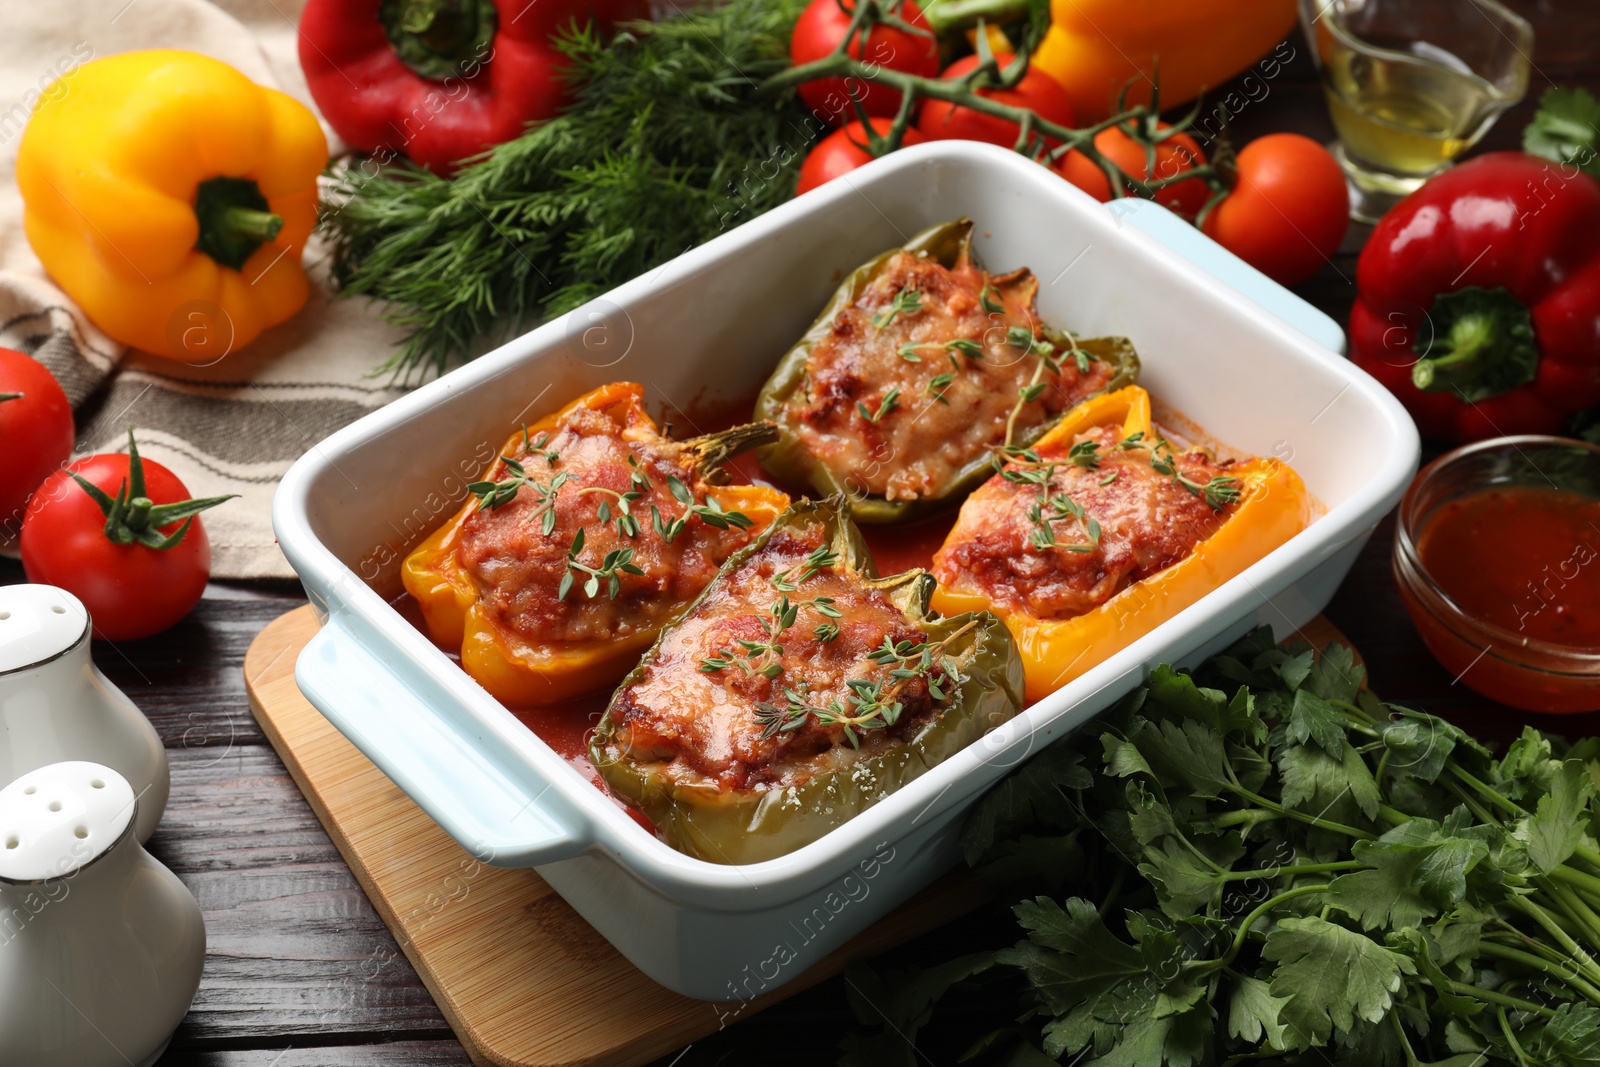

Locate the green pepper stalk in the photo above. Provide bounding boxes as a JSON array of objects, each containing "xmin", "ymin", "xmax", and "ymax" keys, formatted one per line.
[
  {"xmin": 753, "ymin": 218, "xmax": 1140, "ymax": 525},
  {"xmin": 590, "ymin": 496, "xmax": 1025, "ymax": 865}
]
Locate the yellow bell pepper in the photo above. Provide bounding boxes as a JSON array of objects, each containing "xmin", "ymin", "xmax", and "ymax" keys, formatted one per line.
[
  {"xmin": 403, "ymin": 382, "xmax": 791, "ymax": 707},
  {"xmin": 16, "ymin": 50, "xmax": 326, "ymax": 363},
  {"xmin": 1030, "ymin": 0, "xmax": 1298, "ymax": 122},
  {"xmin": 931, "ymin": 386, "xmax": 1309, "ymax": 703}
]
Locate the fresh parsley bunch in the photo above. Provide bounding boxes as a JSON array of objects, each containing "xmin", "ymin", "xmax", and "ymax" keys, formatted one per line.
[
  {"xmin": 843, "ymin": 628, "xmax": 1600, "ymax": 1066},
  {"xmin": 1524, "ymin": 87, "xmax": 1600, "ymax": 182}
]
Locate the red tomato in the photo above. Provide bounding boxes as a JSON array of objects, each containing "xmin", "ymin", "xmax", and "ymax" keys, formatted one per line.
[
  {"xmin": 22, "ymin": 449, "xmax": 221, "ymax": 641},
  {"xmin": 1056, "ymin": 123, "xmax": 1211, "ymax": 220},
  {"xmin": 0, "ymin": 348, "xmax": 73, "ymax": 525},
  {"xmin": 796, "ymin": 118, "xmax": 927, "ymax": 195},
  {"xmin": 917, "ymin": 54, "xmax": 1076, "ymax": 148},
  {"xmin": 791, "ymin": 0, "xmax": 940, "ymax": 126},
  {"xmin": 1202, "ymin": 133, "xmax": 1351, "ymax": 286}
]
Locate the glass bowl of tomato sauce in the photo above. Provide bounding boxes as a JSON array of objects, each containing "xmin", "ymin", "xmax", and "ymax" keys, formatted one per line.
[{"xmin": 1394, "ymin": 435, "xmax": 1600, "ymax": 713}]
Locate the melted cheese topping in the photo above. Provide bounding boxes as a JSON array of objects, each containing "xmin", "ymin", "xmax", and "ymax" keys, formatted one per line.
[
  {"xmin": 608, "ymin": 523, "xmax": 938, "ymax": 791},
  {"xmin": 933, "ymin": 427, "xmax": 1236, "ymax": 620},
  {"xmin": 458, "ymin": 406, "xmax": 759, "ymax": 644},
  {"xmin": 780, "ymin": 250, "xmax": 1113, "ymax": 502}
]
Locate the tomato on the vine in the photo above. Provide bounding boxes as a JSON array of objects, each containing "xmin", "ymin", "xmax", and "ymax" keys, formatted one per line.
[
  {"xmin": 796, "ymin": 118, "xmax": 926, "ymax": 195},
  {"xmin": 1056, "ymin": 122, "xmax": 1211, "ymax": 220},
  {"xmin": 1202, "ymin": 133, "xmax": 1350, "ymax": 286},
  {"xmin": 21, "ymin": 433, "xmax": 234, "ymax": 641},
  {"xmin": 916, "ymin": 54, "xmax": 1076, "ymax": 148},
  {"xmin": 0, "ymin": 347, "xmax": 73, "ymax": 524},
  {"xmin": 791, "ymin": 0, "xmax": 940, "ymax": 126}
]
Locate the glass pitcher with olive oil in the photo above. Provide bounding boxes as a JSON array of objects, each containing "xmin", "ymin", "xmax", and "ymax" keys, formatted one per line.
[{"xmin": 1299, "ymin": 0, "xmax": 1532, "ymax": 222}]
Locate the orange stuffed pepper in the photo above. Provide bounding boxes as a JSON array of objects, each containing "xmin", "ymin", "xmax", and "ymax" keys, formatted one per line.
[
  {"xmin": 931, "ymin": 386, "xmax": 1308, "ymax": 702},
  {"xmin": 403, "ymin": 382, "xmax": 790, "ymax": 706}
]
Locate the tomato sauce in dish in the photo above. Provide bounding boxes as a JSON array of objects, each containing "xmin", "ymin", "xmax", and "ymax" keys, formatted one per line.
[
  {"xmin": 390, "ymin": 591, "xmax": 654, "ymax": 829},
  {"xmin": 1417, "ymin": 486, "xmax": 1600, "ymax": 646}
]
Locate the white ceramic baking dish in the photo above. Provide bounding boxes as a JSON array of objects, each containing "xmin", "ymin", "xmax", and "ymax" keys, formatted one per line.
[{"xmin": 274, "ymin": 142, "xmax": 1418, "ymax": 1001}]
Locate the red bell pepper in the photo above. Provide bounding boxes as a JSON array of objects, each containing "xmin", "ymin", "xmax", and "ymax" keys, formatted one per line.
[
  {"xmin": 299, "ymin": 0, "xmax": 648, "ymax": 174},
  {"xmin": 1349, "ymin": 153, "xmax": 1600, "ymax": 442}
]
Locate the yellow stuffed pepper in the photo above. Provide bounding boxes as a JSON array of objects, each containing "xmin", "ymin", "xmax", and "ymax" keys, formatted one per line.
[
  {"xmin": 16, "ymin": 50, "xmax": 325, "ymax": 362},
  {"xmin": 404, "ymin": 382, "xmax": 790, "ymax": 706},
  {"xmin": 931, "ymin": 386, "xmax": 1308, "ymax": 702}
]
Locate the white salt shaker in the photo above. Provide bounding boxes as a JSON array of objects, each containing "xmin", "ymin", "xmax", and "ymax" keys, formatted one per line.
[
  {"xmin": 0, "ymin": 761, "xmax": 205, "ymax": 1066},
  {"xmin": 0, "ymin": 584, "xmax": 169, "ymax": 842}
]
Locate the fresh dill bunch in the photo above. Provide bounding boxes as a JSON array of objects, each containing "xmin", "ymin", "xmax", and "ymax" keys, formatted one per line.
[{"xmin": 320, "ymin": 0, "xmax": 816, "ymax": 379}]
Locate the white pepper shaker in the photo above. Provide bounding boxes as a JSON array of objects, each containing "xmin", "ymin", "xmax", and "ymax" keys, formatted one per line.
[
  {"xmin": 0, "ymin": 761, "xmax": 205, "ymax": 1067},
  {"xmin": 0, "ymin": 584, "xmax": 169, "ymax": 842}
]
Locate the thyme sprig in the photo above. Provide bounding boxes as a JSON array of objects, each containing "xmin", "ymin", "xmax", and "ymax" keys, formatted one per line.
[
  {"xmin": 856, "ymin": 387, "xmax": 901, "ymax": 424},
  {"xmin": 897, "ymin": 337, "xmax": 985, "ymax": 364},
  {"xmin": 753, "ymin": 620, "xmax": 975, "ymax": 748},
  {"xmin": 872, "ymin": 286, "xmax": 923, "ymax": 329},
  {"xmin": 469, "ymin": 432, "xmax": 562, "ymax": 515},
  {"xmin": 1115, "ymin": 430, "xmax": 1243, "ymax": 511},
  {"xmin": 468, "ymin": 455, "xmax": 534, "ymax": 511},
  {"xmin": 980, "ymin": 284, "xmax": 1005, "ymax": 314},
  {"xmin": 998, "ymin": 452, "xmax": 1101, "ymax": 555},
  {"xmin": 557, "ymin": 527, "xmax": 646, "ymax": 600},
  {"xmin": 577, "ymin": 486, "xmax": 644, "ymax": 538},
  {"xmin": 699, "ymin": 589, "xmax": 843, "ymax": 677},
  {"xmin": 1002, "ymin": 331, "xmax": 1095, "ymax": 446},
  {"xmin": 1027, "ymin": 493, "xmax": 1101, "ymax": 553},
  {"xmin": 651, "ymin": 475, "xmax": 756, "ymax": 543},
  {"xmin": 771, "ymin": 544, "xmax": 842, "ymax": 591},
  {"xmin": 753, "ymin": 682, "xmax": 906, "ymax": 749},
  {"xmin": 1153, "ymin": 450, "xmax": 1242, "ymax": 509},
  {"xmin": 525, "ymin": 430, "xmax": 560, "ymax": 465}
]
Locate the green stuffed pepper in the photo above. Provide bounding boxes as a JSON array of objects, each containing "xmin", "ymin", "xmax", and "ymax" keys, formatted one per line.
[
  {"xmin": 754, "ymin": 218, "xmax": 1140, "ymax": 524},
  {"xmin": 589, "ymin": 496, "xmax": 1025, "ymax": 865}
]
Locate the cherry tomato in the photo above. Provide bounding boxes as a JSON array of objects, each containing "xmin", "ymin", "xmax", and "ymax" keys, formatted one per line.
[
  {"xmin": 791, "ymin": 0, "xmax": 940, "ymax": 126},
  {"xmin": 1202, "ymin": 133, "xmax": 1351, "ymax": 286},
  {"xmin": 796, "ymin": 118, "xmax": 927, "ymax": 195},
  {"xmin": 0, "ymin": 347, "xmax": 73, "ymax": 525},
  {"xmin": 22, "ymin": 444, "xmax": 228, "ymax": 641},
  {"xmin": 1056, "ymin": 122, "xmax": 1211, "ymax": 220},
  {"xmin": 916, "ymin": 54, "xmax": 1076, "ymax": 148}
]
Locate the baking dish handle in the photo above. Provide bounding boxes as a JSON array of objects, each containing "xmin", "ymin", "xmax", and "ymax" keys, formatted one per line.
[
  {"xmin": 1104, "ymin": 198, "xmax": 1347, "ymax": 355},
  {"xmin": 295, "ymin": 613, "xmax": 585, "ymax": 868}
]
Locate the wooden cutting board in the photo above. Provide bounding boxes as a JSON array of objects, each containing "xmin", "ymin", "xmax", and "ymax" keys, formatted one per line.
[{"xmin": 244, "ymin": 604, "xmax": 1348, "ymax": 1067}]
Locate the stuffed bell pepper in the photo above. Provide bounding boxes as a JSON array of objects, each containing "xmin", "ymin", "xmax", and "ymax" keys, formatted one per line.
[
  {"xmin": 403, "ymin": 382, "xmax": 789, "ymax": 705},
  {"xmin": 590, "ymin": 496, "xmax": 1024, "ymax": 864},
  {"xmin": 931, "ymin": 386, "xmax": 1309, "ymax": 702},
  {"xmin": 754, "ymin": 218, "xmax": 1139, "ymax": 524}
]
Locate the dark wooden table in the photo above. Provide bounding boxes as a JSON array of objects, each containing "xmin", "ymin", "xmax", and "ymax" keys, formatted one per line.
[{"xmin": 7, "ymin": 5, "xmax": 1597, "ymax": 1064}]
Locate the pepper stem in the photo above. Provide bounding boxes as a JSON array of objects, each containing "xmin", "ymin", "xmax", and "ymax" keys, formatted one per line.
[
  {"xmin": 379, "ymin": 0, "xmax": 497, "ymax": 82},
  {"xmin": 1411, "ymin": 316, "xmax": 1493, "ymax": 391},
  {"xmin": 214, "ymin": 206, "xmax": 283, "ymax": 245},
  {"xmin": 399, "ymin": 0, "xmax": 451, "ymax": 34},
  {"xmin": 194, "ymin": 176, "xmax": 281, "ymax": 272},
  {"xmin": 1409, "ymin": 286, "xmax": 1539, "ymax": 403}
]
